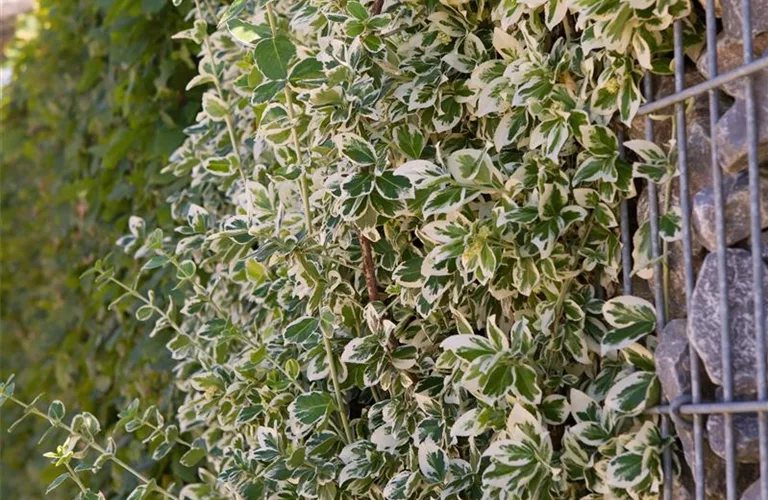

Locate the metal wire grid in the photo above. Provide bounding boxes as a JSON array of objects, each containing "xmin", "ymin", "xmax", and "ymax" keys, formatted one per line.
[{"xmin": 621, "ymin": 1, "xmax": 768, "ymax": 497}]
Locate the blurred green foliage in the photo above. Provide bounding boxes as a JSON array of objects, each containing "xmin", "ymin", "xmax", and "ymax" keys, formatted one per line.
[{"xmin": 0, "ymin": 1, "xmax": 200, "ymax": 496}]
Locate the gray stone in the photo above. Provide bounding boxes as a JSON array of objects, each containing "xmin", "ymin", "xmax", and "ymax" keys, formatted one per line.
[
  {"xmin": 697, "ymin": 34, "xmax": 768, "ymax": 99},
  {"xmin": 692, "ymin": 171, "xmax": 768, "ymax": 252},
  {"xmin": 741, "ymin": 480, "xmax": 764, "ymax": 500},
  {"xmin": 653, "ymin": 320, "xmax": 728, "ymax": 500},
  {"xmin": 708, "ymin": 411, "xmax": 761, "ymax": 463},
  {"xmin": 656, "ymin": 319, "xmax": 694, "ymax": 401},
  {"xmin": 715, "ymin": 81, "xmax": 768, "ymax": 174},
  {"xmin": 685, "ymin": 120, "xmax": 715, "ymax": 196},
  {"xmin": 689, "ymin": 249, "xmax": 768, "ymax": 394},
  {"xmin": 721, "ymin": 0, "xmax": 768, "ymax": 39},
  {"xmin": 764, "ymin": 230, "xmax": 768, "ymax": 263}
]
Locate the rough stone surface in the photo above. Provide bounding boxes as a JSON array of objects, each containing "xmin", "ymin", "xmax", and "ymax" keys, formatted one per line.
[
  {"xmin": 652, "ymin": 320, "xmax": 734, "ymax": 500},
  {"xmin": 689, "ymin": 249, "xmax": 768, "ymax": 394},
  {"xmin": 697, "ymin": 34, "xmax": 768, "ymax": 99},
  {"xmin": 673, "ymin": 474, "xmax": 695, "ymax": 500},
  {"xmin": 685, "ymin": 118, "xmax": 718, "ymax": 196},
  {"xmin": 637, "ymin": 185, "xmax": 706, "ymax": 319},
  {"xmin": 692, "ymin": 172, "xmax": 768, "ymax": 252},
  {"xmin": 715, "ymin": 78, "xmax": 768, "ymax": 174},
  {"xmin": 708, "ymin": 410, "xmax": 762, "ymax": 463},
  {"xmin": 628, "ymin": 72, "xmax": 707, "ymax": 144},
  {"xmin": 764, "ymin": 230, "xmax": 768, "ymax": 263},
  {"xmin": 656, "ymin": 319, "xmax": 694, "ymax": 401},
  {"xmin": 720, "ymin": 0, "xmax": 768, "ymax": 39},
  {"xmin": 741, "ymin": 480, "xmax": 764, "ymax": 500}
]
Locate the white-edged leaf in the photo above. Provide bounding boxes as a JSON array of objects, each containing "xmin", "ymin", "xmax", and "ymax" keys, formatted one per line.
[{"xmin": 418, "ymin": 440, "xmax": 448, "ymax": 484}]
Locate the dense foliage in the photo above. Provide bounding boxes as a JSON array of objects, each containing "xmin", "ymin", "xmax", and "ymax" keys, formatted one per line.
[
  {"xmin": 2, "ymin": 0, "xmax": 704, "ymax": 498},
  {"xmin": 0, "ymin": 1, "xmax": 199, "ymax": 497}
]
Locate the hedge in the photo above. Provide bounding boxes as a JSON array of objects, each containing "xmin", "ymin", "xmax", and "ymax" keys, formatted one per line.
[
  {"xmin": 1, "ymin": 1, "xmax": 199, "ymax": 497},
  {"xmin": 1, "ymin": 0, "xmax": 703, "ymax": 498}
]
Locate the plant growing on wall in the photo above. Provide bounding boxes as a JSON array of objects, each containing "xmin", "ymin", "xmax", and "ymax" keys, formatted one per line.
[{"xmin": 3, "ymin": 0, "xmax": 699, "ymax": 497}]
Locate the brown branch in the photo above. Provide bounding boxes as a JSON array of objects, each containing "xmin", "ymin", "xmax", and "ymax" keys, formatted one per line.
[
  {"xmin": 372, "ymin": 0, "xmax": 384, "ymax": 15},
  {"xmin": 359, "ymin": 232, "xmax": 380, "ymax": 302},
  {"xmin": 359, "ymin": 231, "xmax": 402, "ymax": 356}
]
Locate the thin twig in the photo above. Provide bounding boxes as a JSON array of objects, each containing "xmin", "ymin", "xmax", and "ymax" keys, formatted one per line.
[
  {"xmin": 359, "ymin": 233, "xmax": 380, "ymax": 303},
  {"xmin": 8, "ymin": 396, "xmax": 180, "ymax": 500},
  {"xmin": 265, "ymin": 3, "xmax": 314, "ymax": 236}
]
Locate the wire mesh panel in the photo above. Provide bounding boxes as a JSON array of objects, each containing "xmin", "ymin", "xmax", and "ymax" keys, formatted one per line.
[{"xmin": 619, "ymin": 0, "xmax": 768, "ymax": 497}]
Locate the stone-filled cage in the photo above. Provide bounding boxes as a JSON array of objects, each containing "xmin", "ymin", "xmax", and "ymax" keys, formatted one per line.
[{"xmin": 628, "ymin": 0, "xmax": 768, "ymax": 497}]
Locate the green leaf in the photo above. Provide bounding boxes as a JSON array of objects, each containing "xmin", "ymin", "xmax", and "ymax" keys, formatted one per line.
[
  {"xmin": 143, "ymin": 254, "xmax": 169, "ymax": 270},
  {"xmin": 245, "ymin": 259, "xmax": 268, "ymax": 284},
  {"xmin": 48, "ymin": 400, "xmax": 66, "ymax": 421},
  {"xmin": 540, "ymin": 395, "xmax": 570, "ymax": 425},
  {"xmin": 384, "ymin": 471, "xmax": 418, "ymax": 500},
  {"xmin": 202, "ymin": 93, "xmax": 228, "ymax": 121},
  {"xmin": 227, "ymin": 19, "xmax": 269, "ymax": 44},
  {"xmin": 604, "ymin": 296, "xmax": 655, "ymax": 326},
  {"xmin": 335, "ymin": 133, "xmax": 377, "ymax": 166},
  {"xmin": 446, "ymin": 149, "xmax": 494, "ymax": 185},
  {"xmin": 394, "ymin": 160, "xmax": 448, "ymax": 189},
  {"xmin": 395, "ymin": 125, "xmax": 425, "ymax": 159},
  {"xmin": 623, "ymin": 140, "xmax": 666, "ymax": 162},
  {"xmin": 180, "ymin": 447, "xmax": 206, "ymax": 467},
  {"xmin": 218, "ymin": 0, "xmax": 248, "ymax": 26},
  {"xmin": 659, "ymin": 207, "xmax": 682, "ymax": 242},
  {"xmin": 346, "ymin": 1, "xmax": 369, "ymax": 20},
  {"xmin": 512, "ymin": 363, "xmax": 541, "ymax": 404},
  {"xmin": 289, "ymin": 58, "xmax": 324, "ymax": 84},
  {"xmin": 618, "ymin": 75, "xmax": 642, "ymax": 124},
  {"xmin": 572, "ymin": 155, "xmax": 617, "ymax": 185},
  {"xmin": 605, "ymin": 371, "xmax": 659, "ymax": 415},
  {"xmin": 46, "ymin": 473, "xmax": 70, "ymax": 494},
  {"xmin": 135, "ymin": 305, "xmax": 154, "ymax": 321},
  {"xmin": 236, "ymin": 404, "xmax": 265, "ymax": 424},
  {"xmin": 423, "ymin": 186, "xmax": 479, "ymax": 217},
  {"xmin": 494, "ymin": 107, "xmax": 529, "ymax": 150},
  {"xmin": 254, "ymin": 35, "xmax": 296, "ymax": 80},
  {"xmin": 606, "ymin": 453, "xmax": 646, "ymax": 488},
  {"xmin": 283, "ymin": 316, "xmax": 319, "ymax": 345},
  {"xmin": 289, "ymin": 392, "xmax": 333, "ymax": 434},
  {"xmin": 176, "ymin": 260, "xmax": 196, "ymax": 280},
  {"xmin": 251, "ymin": 79, "xmax": 286, "ymax": 105},
  {"xmin": 341, "ymin": 335, "xmax": 380, "ymax": 364},
  {"xmin": 375, "ymin": 171, "xmax": 414, "ymax": 200},
  {"xmin": 441, "ymin": 335, "xmax": 498, "ymax": 361},
  {"xmin": 418, "ymin": 441, "xmax": 448, "ymax": 484},
  {"xmin": 512, "ymin": 257, "xmax": 539, "ymax": 296},
  {"xmin": 602, "ymin": 322, "xmax": 656, "ymax": 352},
  {"xmin": 393, "ymin": 257, "xmax": 423, "ymax": 288}
]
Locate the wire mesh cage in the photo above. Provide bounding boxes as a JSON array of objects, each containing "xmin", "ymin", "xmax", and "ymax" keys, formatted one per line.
[{"xmin": 625, "ymin": 0, "xmax": 768, "ymax": 497}]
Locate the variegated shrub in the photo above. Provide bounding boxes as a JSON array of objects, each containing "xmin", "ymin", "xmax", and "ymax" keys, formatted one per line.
[{"xmin": 2, "ymin": 0, "xmax": 701, "ymax": 498}]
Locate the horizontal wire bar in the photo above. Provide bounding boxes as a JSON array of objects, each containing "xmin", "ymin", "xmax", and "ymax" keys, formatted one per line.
[
  {"xmin": 637, "ymin": 55, "xmax": 768, "ymax": 116},
  {"xmin": 648, "ymin": 399, "xmax": 768, "ymax": 415}
]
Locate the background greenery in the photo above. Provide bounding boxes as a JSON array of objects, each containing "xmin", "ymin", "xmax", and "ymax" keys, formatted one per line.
[{"xmin": 0, "ymin": 1, "xmax": 200, "ymax": 496}]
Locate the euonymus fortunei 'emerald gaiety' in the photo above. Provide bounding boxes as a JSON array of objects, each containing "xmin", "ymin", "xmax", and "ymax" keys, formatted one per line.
[{"xmin": 2, "ymin": 0, "xmax": 701, "ymax": 497}]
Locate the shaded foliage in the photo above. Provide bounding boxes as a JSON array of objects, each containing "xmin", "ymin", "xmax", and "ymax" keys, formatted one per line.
[{"xmin": 0, "ymin": 1, "xmax": 199, "ymax": 497}]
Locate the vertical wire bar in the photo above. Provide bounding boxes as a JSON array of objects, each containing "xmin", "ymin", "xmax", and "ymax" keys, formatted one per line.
[
  {"xmin": 643, "ymin": 77, "xmax": 668, "ymax": 329},
  {"xmin": 704, "ymin": 0, "xmax": 737, "ymax": 495},
  {"xmin": 673, "ymin": 20, "xmax": 707, "ymax": 500},
  {"xmin": 662, "ymin": 414, "xmax": 674, "ymax": 500},
  {"xmin": 619, "ymin": 130, "xmax": 633, "ymax": 296},
  {"xmin": 643, "ymin": 74, "xmax": 672, "ymax": 500},
  {"xmin": 739, "ymin": 0, "xmax": 768, "ymax": 497}
]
